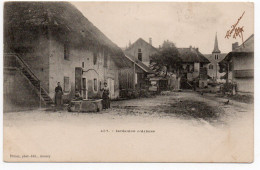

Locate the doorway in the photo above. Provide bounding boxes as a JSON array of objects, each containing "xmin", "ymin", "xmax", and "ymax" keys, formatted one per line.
[
  {"xmin": 107, "ymin": 78, "xmax": 115, "ymax": 99},
  {"xmin": 82, "ymin": 78, "xmax": 87, "ymax": 99}
]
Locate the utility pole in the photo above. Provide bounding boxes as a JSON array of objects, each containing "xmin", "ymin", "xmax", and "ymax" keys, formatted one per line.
[
  {"xmin": 226, "ymin": 63, "xmax": 229, "ymax": 84},
  {"xmin": 133, "ymin": 61, "xmax": 135, "ymax": 90},
  {"xmin": 216, "ymin": 63, "xmax": 218, "ymax": 81}
]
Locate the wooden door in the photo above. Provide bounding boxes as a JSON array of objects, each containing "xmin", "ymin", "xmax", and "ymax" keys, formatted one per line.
[
  {"xmin": 82, "ymin": 78, "xmax": 87, "ymax": 99},
  {"xmin": 108, "ymin": 78, "xmax": 115, "ymax": 99},
  {"xmin": 75, "ymin": 67, "xmax": 82, "ymax": 92}
]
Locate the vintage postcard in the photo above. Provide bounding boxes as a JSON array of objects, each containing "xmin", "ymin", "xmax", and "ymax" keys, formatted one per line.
[{"xmin": 3, "ymin": 1, "xmax": 254, "ymax": 162}]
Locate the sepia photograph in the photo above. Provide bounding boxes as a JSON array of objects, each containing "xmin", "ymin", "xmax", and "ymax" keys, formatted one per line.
[{"xmin": 3, "ymin": 1, "xmax": 254, "ymax": 162}]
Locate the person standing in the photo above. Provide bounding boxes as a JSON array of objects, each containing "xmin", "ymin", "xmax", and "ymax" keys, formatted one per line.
[
  {"xmin": 101, "ymin": 82, "xmax": 110, "ymax": 109},
  {"xmin": 55, "ymin": 82, "xmax": 63, "ymax": 108}
]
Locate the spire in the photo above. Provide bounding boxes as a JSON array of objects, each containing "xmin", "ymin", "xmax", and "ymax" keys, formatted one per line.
[{"xmin": 212, "ymin": 32, "xmax": 221, "ymax": 53}]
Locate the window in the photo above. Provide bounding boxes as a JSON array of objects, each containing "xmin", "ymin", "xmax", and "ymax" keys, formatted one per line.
[
  {"xmin": 138, "ymin": 53, "xmax": 142, "ymax": 61},
  {"xmin": 135, "ymin": 73, "xmax": 138, "ymax": 85},
  {"xmin": 82, "ymin": 62, "xmax": 84, "ymax": 68},
  {"xmin": 104, "ymin": 52, "xmax": 108, "ymax": 67},
  {"xmin": 209, "ymin": 64, "xmax": 213, "ymax": 69},
  {"xmin": 64, "ymin": 77, "xmax": 70, "ymax": 92},
  {"xmin": 93, "ymin": 52, "xmax": 97, "ymax": 65},
  {"xmin": 64, "ymin": 43, "xmax": 70, "ymax": 60},
  {"xmin": 138, "ymin": 49, "xmax": 142, "ymax": 61},
  {"xmin": 215, "ymin": 54, "xmax": 218, "ymax": 60},
  {"xmin": 94, "ymin": 78, "xmax": 97, "ymax": 91}
]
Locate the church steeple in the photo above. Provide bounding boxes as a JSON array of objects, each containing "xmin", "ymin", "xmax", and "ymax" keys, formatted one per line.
[{"xmin": 212, "ymin": 32, "xmax": 221, "ymax": 53}]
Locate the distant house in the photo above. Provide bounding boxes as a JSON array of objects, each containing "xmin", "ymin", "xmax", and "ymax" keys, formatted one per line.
[
  {"xmin": 125, "ymin": 38, "xmax": 158, "ymax": 66},
  {"xmin": 178, "ymin": 47, "xmax": 210, "ymax": 88},
  {"xmin": 219, "ymin": 34, "xmax": 254, "ymax": 93},
  {"xmin": 119, "ymin": 51, "xmax": 154, "ymax": 95},
  {"xmin": 204, "ymin": 33, "xmax": 227, "ymax": 82},
  {"xmin": 4, "ymin": 2, "xmax": 129, "ymax": 111}
]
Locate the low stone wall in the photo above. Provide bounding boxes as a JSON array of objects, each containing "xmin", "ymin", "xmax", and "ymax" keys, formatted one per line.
[{"xmin": 4, "ymin": 68, "xmax": 40, "ymax": 112}]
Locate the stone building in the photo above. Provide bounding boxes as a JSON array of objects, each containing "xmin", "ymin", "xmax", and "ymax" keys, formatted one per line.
[
  {"xmin": 4, "ymin": 2, "xmax": 129, "ymax": 111},
  {"xmin": 204, "ymin": 33, "xmax": 227, "ymax": 82},
  {"xmin": 219, "ymin": 34, "xmax": 254, "ymax": 93},
  {"xmin": 124, "ymin": 38, "xmax": 158, "ymax": 66},
  {"xmin": 178, "ymin": 47, "xmax": 210, "ymax": 88},
  {"xmin": 120, "ymin": 51, "xmax": 154, "ymax": 91}
]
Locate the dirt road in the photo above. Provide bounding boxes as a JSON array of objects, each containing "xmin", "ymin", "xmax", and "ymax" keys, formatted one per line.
[{"xmin": 3, "ymin": 91, "xmax": 253, "ymax": 162}]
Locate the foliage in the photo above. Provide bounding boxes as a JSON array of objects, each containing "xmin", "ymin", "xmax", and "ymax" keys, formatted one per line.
[
  {"xmin": 218, "ymin": 61, "xmax": 227, "ymax": 73},
  {"xmin": 220, "ymin": 82, "xmax": 237, "ymax": 94},
  {"xmin": 219, "ymin": 60, "xmax": 233, "ymax": 74},
  {"xmin": 150, "ymin": 40, "xmax": 182, "ymax": 75}
]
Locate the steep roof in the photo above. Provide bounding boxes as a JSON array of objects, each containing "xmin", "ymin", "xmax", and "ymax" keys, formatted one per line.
[
  {"xmin": 204, "ymin": 53, "xmax": 227, "ymax": 64},
  {"xmin": 126, "ymin": 38, "xmax": 159, "ymax": 53},
  {"xmin": 233, "ymin": 34, "xmax": 254, "ymax": 53},
  {"xmin": 220, "ymin": 34, "xmax": 254, "ymax": 63},
  {"xmin": 4, "ymin": 2, "xmax": 127, "ymax": 66},
  {"xmin": 123, "ymin": 51, "xmax": 154, "ymax": 74},
  {"xmin": 178, "ymin": 48, "xmax": 210, "ymax": 63}
]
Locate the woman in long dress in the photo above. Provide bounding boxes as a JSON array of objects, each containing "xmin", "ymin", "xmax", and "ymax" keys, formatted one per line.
[
  {"xmin": 102, "ymin": 82, "xmax": 110, "ymax": 109},
  {"xmin": 55, "ymin": 82, "xmax": 63, "ymax": 108}
]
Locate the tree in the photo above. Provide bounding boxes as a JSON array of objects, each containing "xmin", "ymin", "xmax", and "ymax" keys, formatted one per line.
[
  {"xmin": 150, "ymin": 40, "xmax": 182, "ymax": 76},
  {"xmin": 219, "ymin": 59, "xmax": 233, "ymax": 83}
]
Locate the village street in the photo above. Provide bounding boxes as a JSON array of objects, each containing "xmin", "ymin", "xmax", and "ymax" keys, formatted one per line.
[
  {"xmin": 3, "ymin": 2, "xmax": 255, "ymax": 165},
  {"xmin": 3, "ymin": 91, "xmax": 253, "ymax": 162}
]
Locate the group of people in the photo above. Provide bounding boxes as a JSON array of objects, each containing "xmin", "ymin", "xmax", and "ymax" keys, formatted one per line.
[{"xmin": 54, "ymin": 81, "xmax": 110, "ymax": 110}]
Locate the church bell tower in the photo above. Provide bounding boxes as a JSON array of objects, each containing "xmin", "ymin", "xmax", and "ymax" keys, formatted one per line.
[
  {"xmin": 212, "ymin": 32, "xmax": 221, "ymax": 81},
  {"xmin": 212, "ymin": 32, "xmax": 221, "ymax": 60}
]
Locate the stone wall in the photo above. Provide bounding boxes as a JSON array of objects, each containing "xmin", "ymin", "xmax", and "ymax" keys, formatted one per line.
[
  {"xmin": 5, "ymin": 33, "xmax": 50, "ymax": 92},
  {"xmin": 4, "ymin": 68, "xmax": 40, "ymax": 112},
  {"xmin": 49, "ymin": 38, "xmax": 120, "ymax": 101},
  {"xmin": 126, "ymin": 40, "xmax": 158, "ymax": 66},
  {"xmin": 232, "ymin": 54, "xmax": 254, "ymax": 93}
]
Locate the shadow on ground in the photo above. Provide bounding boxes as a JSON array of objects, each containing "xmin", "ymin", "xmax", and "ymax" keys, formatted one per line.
[{"xmin": 112, "ymin": 99, "xmax": 223, "ymax": 122}]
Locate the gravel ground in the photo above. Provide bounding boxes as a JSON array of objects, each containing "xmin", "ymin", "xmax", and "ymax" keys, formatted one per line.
[{"xmin": 3, "ymin": 91, "xmax": 254, "ymax": 162}]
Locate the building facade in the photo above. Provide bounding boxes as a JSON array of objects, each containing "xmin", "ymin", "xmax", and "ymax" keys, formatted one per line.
[
  {"xmin": 220, "ymin": 34, "xmax": 254, "ymax": 93},
  {"xmin": 4, "ymin": 2, "xmax": 128, "ymax": 111},
  {"xmin": 124, "ymin": 38, "xmax": 158, "ymax": 66},
  {"xmin": 178, "ymin": 47, "xmax": 210, "ymax": 88},
  {"xmin": 204, "ymin": 33, "xmax": 227, "ymax": 82},
  {"xmin": 118, "ymin": 51, "xmax": 154, "ymax": 97}
]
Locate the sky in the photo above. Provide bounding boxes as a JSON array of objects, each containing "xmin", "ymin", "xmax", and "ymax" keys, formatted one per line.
[{"xmin": 71, "ymin": 2, "xmax": 254, "ymax": 54}]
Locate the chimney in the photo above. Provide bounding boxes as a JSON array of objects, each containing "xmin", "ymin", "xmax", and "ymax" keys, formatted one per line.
[
  {"xmin": 149, "ymin": 38, "xmax": 152, "ymax": 45},
  {"xmin": 232, "ymin": 42, "xmax": 239, "ymax": 51},
  {"xmin": 196, "ymin": 48, "xmax": 199, "ymax": 52},
  {"xmin": 189, "ymin": 45, "xmax": 192, "ymax": 50}
]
